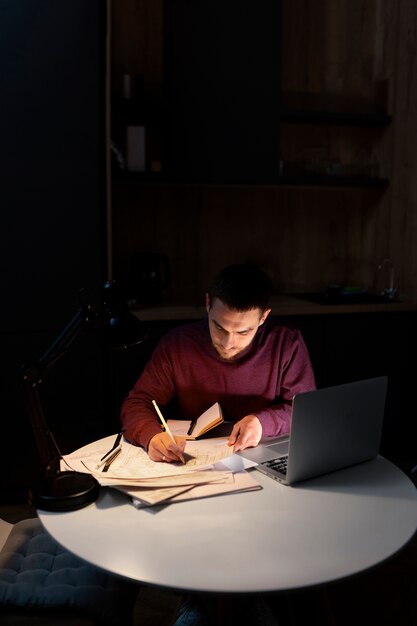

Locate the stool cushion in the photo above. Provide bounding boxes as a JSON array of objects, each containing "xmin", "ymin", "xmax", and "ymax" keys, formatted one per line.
[{"xmin": 0, "ymin": 518, "xmax": 136, "ymax": 625}]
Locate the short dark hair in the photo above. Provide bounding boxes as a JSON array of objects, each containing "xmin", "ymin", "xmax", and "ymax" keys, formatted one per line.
[{"xmin": 208, "ymin": 264, "xmax": 273, "ymax": 312}]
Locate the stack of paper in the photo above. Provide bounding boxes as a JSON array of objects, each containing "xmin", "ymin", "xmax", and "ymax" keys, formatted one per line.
[{"xmin": 62, "ymin": 436, "xmax": 261, "ymax": 508}]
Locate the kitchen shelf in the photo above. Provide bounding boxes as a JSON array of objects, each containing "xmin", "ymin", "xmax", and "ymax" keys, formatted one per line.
[
  {"xmin": 112, "ymin": 172, "xmax": 390, "ymax": 189},
  {"xmin": 274, "ymin": 174, "xmax": 389, "ymax": 189},
  {"xmin": 280, "ymin": 109, "xmax": 392, "ymax": 127},
  {"xmin": 278, "ymin": 108, "xmax": 391, "ymax": 189}
]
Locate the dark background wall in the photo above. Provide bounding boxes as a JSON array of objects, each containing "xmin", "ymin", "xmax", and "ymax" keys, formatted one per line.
[{"xmin": 0, "ymin": 1, "xmax": 108, "ymax": 501}]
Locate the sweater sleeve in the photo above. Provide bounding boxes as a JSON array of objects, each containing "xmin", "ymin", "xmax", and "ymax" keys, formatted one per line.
[
  {"xmin": 255, "ymin": 329, "xmax": 316, "ymax": 437},
  {"xmin": 120, "ymin": 337, "xmax": 177, "ymax": 450}
]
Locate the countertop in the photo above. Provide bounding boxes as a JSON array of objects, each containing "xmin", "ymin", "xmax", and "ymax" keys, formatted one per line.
[{"xmin": 131, "ymin": 294, "xmax": 417, "ymax": 321}]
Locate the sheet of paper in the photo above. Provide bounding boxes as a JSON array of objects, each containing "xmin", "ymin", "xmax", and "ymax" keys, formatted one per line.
[
  {"xmin": 129, "ymin": 471, "xmax": 262, "ymax": 508},
  {"xmin": 184, "ymin": 437, "xmax": 233, "ymax": 467},
  {"xmin": 99, "ymin": 471, "xmax": 234, "ymax": 488},
  {"xmin": 115, "ymin": 472, "xmax": 235, "ymax": 505},
  {"xmin": 214, "ymin": 454, "xmax": 258, "ymax": 472},
  {"xmin": 167, "ymin": 419, "xmax": 191, "ymax": 437},
  {"xmin": 115, "ymin": 484, "xmax": 195, "ymax": 505}
]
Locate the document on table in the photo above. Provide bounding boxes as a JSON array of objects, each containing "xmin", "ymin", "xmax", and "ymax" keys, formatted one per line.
[
  {"xmin": 61, "ymin": 435, "xmax": 262, "ymax": 505},
  {"xmin": 119, "ymin": 471, "xmax": 261, "ymax": 507},
  {"xmin": 114, "ymin": 472, "xmax": 234, "ymax": 506},
  {"xmin": 62, "ymin": 436, "xmax": 234, "ymax": 482}
]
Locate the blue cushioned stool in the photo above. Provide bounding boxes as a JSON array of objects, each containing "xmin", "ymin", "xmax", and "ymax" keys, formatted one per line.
[{"xmin": 0, "ymin": 517, "xmax": 137, "ymax": 625}]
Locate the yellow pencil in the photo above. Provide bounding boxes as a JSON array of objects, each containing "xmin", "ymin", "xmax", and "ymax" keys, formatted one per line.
[{"xmin": 152, "ymin": 399, "xmax": 185, "ymax": 463}]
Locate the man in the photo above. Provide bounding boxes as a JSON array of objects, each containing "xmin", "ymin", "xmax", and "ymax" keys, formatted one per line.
[{"xmin": 121, "ymin": 264, "xmax": 316, "ymax": 462}]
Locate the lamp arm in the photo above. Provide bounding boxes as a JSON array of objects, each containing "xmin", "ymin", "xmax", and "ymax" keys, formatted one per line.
[
  {"xmin": 39, "ymin": 304, "xmax": 97, "ymax": 373},
  {"xmin": 18, "ymin": 281, "xmax": 144, "ymax": 512},
  {"xmin": 21, "ymin": 304, "xmax": 97, "ymax": 474},
  {"xmin": 23, "ymin": 382, "xmax": 62, "ymax": 474}
]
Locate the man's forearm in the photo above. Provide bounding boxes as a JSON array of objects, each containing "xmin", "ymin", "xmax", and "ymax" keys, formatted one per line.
[
  {"xmin": 121, "ymin": 398, "xmax": 162, "ymax": 449},
  {"xmin": 256, "ymin": 402, "xmax": 293, "ymax": 437}
]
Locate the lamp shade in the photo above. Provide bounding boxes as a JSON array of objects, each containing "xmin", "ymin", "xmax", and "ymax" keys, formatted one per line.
[{"xmin": 102, "ymin": 280, "xmax": 147, "ymax": 350}]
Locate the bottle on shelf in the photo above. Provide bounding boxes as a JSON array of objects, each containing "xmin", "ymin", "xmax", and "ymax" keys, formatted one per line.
[{"xmin": 123, "ymin": 73, "xmax": 146, "ymax": 173}]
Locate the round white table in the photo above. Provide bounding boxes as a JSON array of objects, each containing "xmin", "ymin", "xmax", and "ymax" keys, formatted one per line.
[{"xmin": 38, "ymin": 455, "xmax": 417, "ymax": 594}]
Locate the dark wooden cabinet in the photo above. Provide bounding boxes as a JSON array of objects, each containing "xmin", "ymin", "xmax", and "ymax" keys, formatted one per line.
[
  {"xmin": 111, "ymin": 1, "xmax": 390, "ymax": 189},
  {"xmin": 111, "ymin": 0, "xmax": 281, "ymax": 185}
]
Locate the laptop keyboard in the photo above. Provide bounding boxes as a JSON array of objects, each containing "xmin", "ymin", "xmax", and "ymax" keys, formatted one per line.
[{"xmin": 264, "ymin": 455, "xmax": 288, "ymax": 475}]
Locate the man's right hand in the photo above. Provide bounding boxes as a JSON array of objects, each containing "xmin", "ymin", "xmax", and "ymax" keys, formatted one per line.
[{"xmin": 148, "ymin": 431, "xmax": 186, "ymax": 463}]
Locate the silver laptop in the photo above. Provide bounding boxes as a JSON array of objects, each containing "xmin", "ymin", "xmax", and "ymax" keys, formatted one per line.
[{"xmin": 237, "ymin": 376, "xmax": 388, "ymax": 485}]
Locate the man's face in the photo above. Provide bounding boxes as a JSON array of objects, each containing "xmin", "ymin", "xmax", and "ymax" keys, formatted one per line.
[{"xmin": 206, "ymin": 296, "xmax": 270, "ymax": 361}]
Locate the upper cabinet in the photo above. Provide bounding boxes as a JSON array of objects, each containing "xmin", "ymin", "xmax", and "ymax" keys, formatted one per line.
[
  {"xmin": 279, "ymin": 0, "xmax": 391, "ymax": 189},
  {"xmin": 110, "ymin": 0, "xmax": 281, "ymax": 185},
  {"xmin": 110, "ymin": 0, "xmax": 391, "ymax": 188}
]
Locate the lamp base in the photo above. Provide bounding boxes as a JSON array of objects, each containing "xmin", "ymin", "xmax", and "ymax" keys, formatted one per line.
[{"xmin": 30, "ymin": 471, "xmax": 100, "ymax": 512}]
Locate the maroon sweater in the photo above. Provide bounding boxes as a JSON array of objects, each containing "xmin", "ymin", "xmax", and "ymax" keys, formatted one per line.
[{"xmin": 121, "ymin": 319, "xmax": 316, "ymax": 449}]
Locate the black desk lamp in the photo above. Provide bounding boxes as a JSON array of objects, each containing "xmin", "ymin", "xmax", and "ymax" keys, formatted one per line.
[{"xmin": 21, "ymin": 281, "xmax": 146, "ymax": 512}]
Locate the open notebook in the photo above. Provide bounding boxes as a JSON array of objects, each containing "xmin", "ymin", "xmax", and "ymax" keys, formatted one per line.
[{"xmin": 167, "ymin": 402, "xmax": 224, "ymax": 439}]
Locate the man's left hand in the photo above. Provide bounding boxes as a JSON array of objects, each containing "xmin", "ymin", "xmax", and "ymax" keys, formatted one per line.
[{"xmin": 227, "ymin": 415, "xmax": 262, "ymax": 452}]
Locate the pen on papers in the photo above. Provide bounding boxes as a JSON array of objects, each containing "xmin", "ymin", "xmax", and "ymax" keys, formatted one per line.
[
  {"xmin": 101, "ymin": 447, "xmax": 122, "ymax": 473},
  {"xmin": 152, "ymin": 399, "xmax": 186, "ymax": 464},
  {"xmin": 187, "ymin": 419, "xmax": 197, "ymax": 436},
  {"xmin": 96, "ymin": 443, "xmax": 122, "ymax": 470},
  {"xmin": 99, "ymin": 431, "xmax": 124, "ymax": 462}
]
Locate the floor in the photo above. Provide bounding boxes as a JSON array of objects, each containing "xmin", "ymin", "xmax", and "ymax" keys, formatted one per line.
[{"xmin": 1, "ymin": 499, "xmax": 416, "ymax": 626}]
